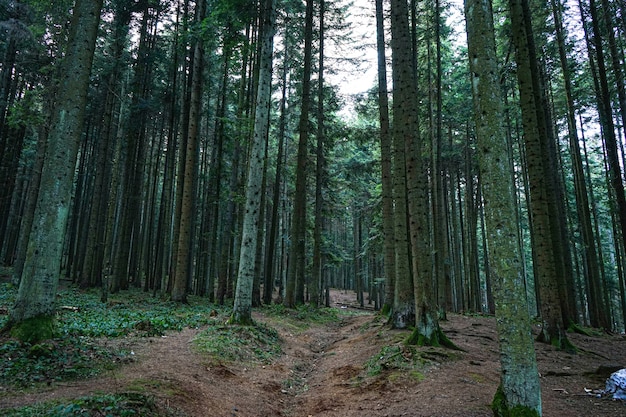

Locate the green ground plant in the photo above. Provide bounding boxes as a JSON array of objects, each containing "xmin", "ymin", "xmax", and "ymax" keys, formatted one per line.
[
  {"xmin": 0, "ymin": 392, "xmax": 187, "ymax": 417},
  {"xmin": 0, "ymin": 283, "xmax": 225, "ymax": 390}
]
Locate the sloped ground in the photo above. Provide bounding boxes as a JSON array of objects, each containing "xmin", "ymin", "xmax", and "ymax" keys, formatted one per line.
[{"xmin": 1, "ymin": 290, "xmax": 625, "ymax": 416}]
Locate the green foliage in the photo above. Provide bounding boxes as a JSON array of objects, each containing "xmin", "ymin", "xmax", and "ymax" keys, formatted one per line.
[
  {"xmin": 0, "ymin": 392, "xmax": 185, "ymax": 417},
  {"xmin": 193, "ymin": 322, "xmax": 281, "ymax": 364},
  {"xmin": 0, "ymin": 336, "xmax": 126, "ymax": 389}
]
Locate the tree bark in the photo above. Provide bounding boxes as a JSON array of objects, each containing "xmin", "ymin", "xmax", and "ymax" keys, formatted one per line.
[
  {"xmin": 9, "ymin": 0, "xmax": 103, "ymax": 334},
  {"xmin": 508, "ymin": 0, "xmax": 569, "ymax": 348},
  {"xmin": 285, "ymin": 0, "xmax": 314, "ymax": 308},
  {"xmin": 172, "ymin": 0, "xmax": 206, "ymax": 303},
  {"xmin": 231, "ymin": 0, "xmax": 275, "ymax": 324},
  {"xmin": 375, "ymin": 0, "xmax": 396, "ymax": 315},
  {"xmin": 464, "ymin": 0, "xmax": 542, "ymax": 412}
]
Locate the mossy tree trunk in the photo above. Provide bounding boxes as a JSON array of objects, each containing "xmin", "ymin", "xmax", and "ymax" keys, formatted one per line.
[
  {"xmin": 464, "ymin": 0, "xmax": 542, "ymax": 413},
  {"xmin": 9, "ymin": 0, "xmax": 103, "ymax": 339},
  {"xmin": 231, "ymin": 0, "xmax": 275, "ymax": 324}
]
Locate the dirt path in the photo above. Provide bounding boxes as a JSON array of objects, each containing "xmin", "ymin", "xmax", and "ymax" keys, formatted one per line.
[{"xmin": 1, "ymin": 292, "xmax": 625, "ymax": 416}]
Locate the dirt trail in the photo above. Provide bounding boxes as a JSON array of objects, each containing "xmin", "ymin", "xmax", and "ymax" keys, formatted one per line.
[{"xmin": 1, "ymin": 291, "xmax": 625, "ymax": 416}]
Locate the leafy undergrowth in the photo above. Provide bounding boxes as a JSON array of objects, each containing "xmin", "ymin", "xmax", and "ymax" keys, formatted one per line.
[
  {"xmin": 57, "ymin": 287, "xmax": 224, "ymax": 338},
  {"xmin": 0, "ymin": 282, "xmax": 226, "ymax": 399},
  {"xmin": 0, "ymin": 336, "xmax": 125, "ymax": 389},
  {"xmin": 0, "ymin": 392, "xmax": 187, "ymax": 417}
]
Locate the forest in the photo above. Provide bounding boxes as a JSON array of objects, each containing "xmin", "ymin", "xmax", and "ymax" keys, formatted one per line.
[{"xmin": 1, "ymin": 0, "xmax": 626, "ymax": 415}]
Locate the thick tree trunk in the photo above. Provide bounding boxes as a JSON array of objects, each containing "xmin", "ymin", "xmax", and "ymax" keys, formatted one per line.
[
  {"xmin": 389, "ymin": 0, "xmax": 415, "ymax": 329},
  {"xmin": 9, "ymin": 0, "xmax": 103, "ymax": 337},
  {"xmin": 464, "ymin": 0, "xmax": 542, "ymax": 413},
  {"xmin": 508, "ymin": 0, "xmax": 570, "ymax": 349},
  {"xmin": 231, "ymin": 0, "xmax": 275, "ymax": 324}
]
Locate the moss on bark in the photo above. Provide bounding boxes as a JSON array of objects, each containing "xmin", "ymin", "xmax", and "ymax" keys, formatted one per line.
[
  {"xmin": 10, "ymin": 315, "xmax": 55, "ymax": 344},
  {"xmin": 227, "ymin": 312, "xmax": 255, "ymax": 326},
  {"xmin": 405, "ymin": 326, "xmax": 463, "ymax": 350},
  {"xmin": 492, "ymin": 384, "xmax": 541, "ymax": 417}
]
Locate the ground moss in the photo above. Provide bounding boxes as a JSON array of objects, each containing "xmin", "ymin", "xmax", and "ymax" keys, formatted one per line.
[{"xmin": 10, "ymin": 315, "xmax": 55, "ymax": 344}]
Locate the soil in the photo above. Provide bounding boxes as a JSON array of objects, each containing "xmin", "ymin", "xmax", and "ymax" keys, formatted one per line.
[{"xmin": 1, "ymin": 290, "xmax": 625, "ymax": 417}]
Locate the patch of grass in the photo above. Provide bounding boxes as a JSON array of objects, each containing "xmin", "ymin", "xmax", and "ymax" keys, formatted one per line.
[
  {"xmin": 0, "ymin": 392, "xmax": 187, "ymax": 417},
  {"xmin": 262, "ymin": 303, "xmax": 339, "ymax": 329},
  {"xmin": 126, "ymin": 378, "xmax": 181, "ymax": 396},
  {"xmin": 388, "ymin": 369, "xmax": 424, "ymax": 382},
  {"xmin": 0, "ymin": 336, "xmax": 128, "ymax": 389},
  {"xmin": 193, "ymin": 322, "xmax": 281, "ymax": 364},
  {"xmin": 364, "ymin": 344, "xmax": 428, "ymax": 377}
]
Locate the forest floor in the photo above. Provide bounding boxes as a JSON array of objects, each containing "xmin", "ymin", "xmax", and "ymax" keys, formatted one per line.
[{"xmin": 1, "ymin": 289, "xmax": 625, "ymax": 416}]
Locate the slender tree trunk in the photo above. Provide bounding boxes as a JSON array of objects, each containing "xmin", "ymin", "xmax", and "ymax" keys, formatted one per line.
[
  {"xmin": 263, "ymin": 40, "xmax": 289, "ymax": 305},
  {"xmin": 375, "ymin": 0, "xmax": 396, "ymax": 315},
  {"xmin": 311, "ymin": 0, "xmax": 326, "ymax": 308},
  {"xmin": 285, "ymin": 0, "xmax": 314, "ymax": 307},
  {"xmin": 582, "ymin": 0, "xmax": 623, "ymax": 329},
  {"xmin": 172, "ymin": 0, "xmax": 205, "ymax": 303}
]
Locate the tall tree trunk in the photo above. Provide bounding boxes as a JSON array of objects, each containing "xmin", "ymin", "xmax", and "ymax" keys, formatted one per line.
[
  {"xmin": 551, "ymin": 0, "xmax": 600, "ymax": 326},
  {"xmin": 388, "ymin": 0, "xmax": 415, "ymax": 328},
  {"xmin": 508, "ymin": 0, "xmax": 570, "ymax": 349},
  {"xmin": 112, "ymin": 3, "xmax": 154, "ymax": 292},
  {"xmin": 231, "ymin": 0, "xmax": 275, "ymax": 324},
  {"xmin": 172, "ymin": 0, "xmax": 205, "ymax": 303},
  {"xmin": 285, "ymin": 0, "xmax": 314, "ymax": 307},
  {"xmin": 311, "ymin": 0, "xmax": 326, "ymax": 308},
  {"xmin": 8, "ymin": 0, "xmax": 103, "ymax": 338},
  {"xmin": 81, "ymin": 3, "xmax": 132, "ymax": 289},
  {"xmin": 582, "ymin": 0, "xmax": 622, "ymax": 329},
  {"xmin": 464, "ymin": 0, "xmax": 542, "ymax": 413},
  {"xmin": 263, "ymin": 40, "xmax": 289, "ymax": 305},
  {"xmin": 375, "ymin": 0, "xmax": 396, "ymax": 315}
]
